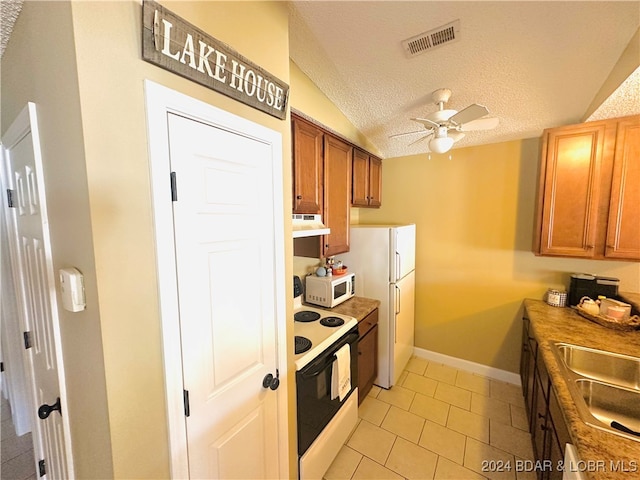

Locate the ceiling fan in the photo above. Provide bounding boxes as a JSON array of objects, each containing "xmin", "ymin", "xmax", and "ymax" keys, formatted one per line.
[{"xmin": 391, "ymin": 88, "xmax": 499, "ymax": 154}]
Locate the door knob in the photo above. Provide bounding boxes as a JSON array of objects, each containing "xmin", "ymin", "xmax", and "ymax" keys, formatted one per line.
[
  {"xmin": 262, "ymin": 372, "xmax": 280, "ymax": 391},
  {"xmin": 38, "ymin": 397, "xmax": 61, "ymax": 419}
]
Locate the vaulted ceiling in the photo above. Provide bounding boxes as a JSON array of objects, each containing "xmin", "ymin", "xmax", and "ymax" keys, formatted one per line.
[{"xmin": 289, "ymin": 1, "xmax": 640, "ymax": 157}]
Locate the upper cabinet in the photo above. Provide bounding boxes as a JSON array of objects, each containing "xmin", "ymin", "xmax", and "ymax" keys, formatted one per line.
[
  {"xmin": 292, "ymin": 117, "xmax": 323, "ymax": 214},
  {"xmin": 292, "ymin": 114, "xmax": 354, "ymax": 258},
  {"xmin": 352, "ymin": 148, "xmax": 382, "ymax": 207},
  {"xmin": 533, "ymin": 114, "xmax": 639, "ymax": 261}
]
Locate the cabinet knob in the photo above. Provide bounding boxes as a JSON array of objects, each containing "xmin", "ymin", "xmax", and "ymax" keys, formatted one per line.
[{"xmin": 296, "ymin": 195, "xmax": 302, "ymax": 200}]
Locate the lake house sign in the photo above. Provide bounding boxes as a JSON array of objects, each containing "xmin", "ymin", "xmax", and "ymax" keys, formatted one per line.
[{"xmin": 142, "ymin": 0, "xmax": 289, "ymax": 120}]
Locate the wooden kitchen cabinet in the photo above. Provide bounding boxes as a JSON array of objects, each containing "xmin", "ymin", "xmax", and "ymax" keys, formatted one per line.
[
  {"xmin": 357, "ymin": 308, "xmax": 378, "ymax": 403},
  {"xmin": 520, "ymin": 315, "xmax": 571, "ymax": 480},
  {"xmin": 352, "ymin": 148, "xmax": 382, "ymax": 207},
  {"xmin": 534, "ymin": 114, "xmax": 640, "ymax": 261},
  {"xmin": 323, "ymin": 135, "xmax": 352, "ymax": 257},
  {"xmin": 292, "ymin": 116, "xmax": 323, "ymax": 214}
]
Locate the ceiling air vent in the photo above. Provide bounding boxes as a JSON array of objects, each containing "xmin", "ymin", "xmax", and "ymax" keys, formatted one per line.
[{"xmin": 402, "ymin": 20, "xmax": 460, "ymax": 58}]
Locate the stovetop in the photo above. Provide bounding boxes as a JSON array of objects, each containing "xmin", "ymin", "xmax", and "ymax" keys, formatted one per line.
[{"xmin": 293, "ymin": 295, "xmax": 357, "ymax": 371}]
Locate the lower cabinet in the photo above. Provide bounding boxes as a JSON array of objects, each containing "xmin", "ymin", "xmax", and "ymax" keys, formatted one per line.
[
  {"xmin": 520, "ymin": 315, "xmax": 571, "ymax": 480},
  {"xmin": 357, "ymin": 309, "xmax": 378, "ymax": 403}
]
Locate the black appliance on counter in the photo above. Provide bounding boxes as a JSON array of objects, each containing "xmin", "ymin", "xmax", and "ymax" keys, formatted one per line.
[{"xmin": 568, "ymin": 273, "xmax": 620, "ymax": 306}]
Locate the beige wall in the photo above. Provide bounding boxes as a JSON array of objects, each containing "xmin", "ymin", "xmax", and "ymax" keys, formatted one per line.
[
  {"xmin": 359, "ymin": 141, "xmax": 640, "ymax": 373},
  {"xmin": 1, "ymin": 2, "xmax": 114, "ymax": 477},
  {"xmin": 3, "ymin": 1, "xmax": 293, "ymax": 478}
]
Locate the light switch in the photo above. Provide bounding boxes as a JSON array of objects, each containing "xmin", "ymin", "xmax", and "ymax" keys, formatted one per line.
[{"xmin": 59, "ymin": 267, "xmax": 86, "ymax": 312}]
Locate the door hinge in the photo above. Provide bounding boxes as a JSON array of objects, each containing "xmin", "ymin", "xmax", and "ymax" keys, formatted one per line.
[
  {"xmin": 38, "ymin": 459, "xmax": 46, "ymax": 477},
  {"xmin": 6, "ymin": 188, "xmax": 15, "ymax": 208},
  {"xmin": 0, "ymin": 361, "xmax": 4, "ymax": 372},
  {"xmin": 170, "ymin": 172, "xmax": 178, "ymax": 202},
  {"xmin": 23, "ymin": 331, "xmax": 33, "ymax": 350},
  {"xmin": 183, "ymin": 389, "xmax": 190, "ymax": 417}
]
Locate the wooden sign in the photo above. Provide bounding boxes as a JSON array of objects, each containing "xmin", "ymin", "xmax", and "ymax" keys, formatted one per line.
[{"xmin": 142, "ymin": 0, "xmax": 289, "ymax": 120}]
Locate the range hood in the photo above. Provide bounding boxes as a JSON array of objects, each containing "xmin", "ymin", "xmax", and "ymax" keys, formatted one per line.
[{"xmin": 292, "ymin": 214, "xmax": 330, "ymax": 238}]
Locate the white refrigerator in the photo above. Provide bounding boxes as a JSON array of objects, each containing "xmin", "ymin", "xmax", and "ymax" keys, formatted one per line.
[{"xmin": 339, "ymin": 224, "xmax": 416, "ymax": 389}]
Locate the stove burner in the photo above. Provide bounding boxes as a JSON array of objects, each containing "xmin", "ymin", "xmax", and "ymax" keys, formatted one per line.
[
  {"xmin": 295, "ymin": 336, "xmax": 312, "ymax": 354},
  {"xmin": 295, "ymin": 311, "xmax": 321, "ymax": 323},
  {"xmin": 320, "ymin": 316, "xmax": 345, "ymax": 327}
]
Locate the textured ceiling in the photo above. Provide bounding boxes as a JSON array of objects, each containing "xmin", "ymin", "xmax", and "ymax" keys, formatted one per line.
[
  {"xmin": 0, "ymin": 0, "xmax": 22, "ymax": 58},
  {"xmin": 289, "ymin": 1, "xmax": 640, "ymax": 158}
]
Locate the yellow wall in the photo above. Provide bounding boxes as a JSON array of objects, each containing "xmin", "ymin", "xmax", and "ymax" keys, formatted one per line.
[
  {"xmin": 359, "ymin": 141, "xmax": 640, "ymax": 373},
  {"xmin": 3, "ymin": 1, "xmax": 292, "ymax": 478},
  {"xmin": 1, "ymin": 2, "xmax": 114, "ymax": 477}
]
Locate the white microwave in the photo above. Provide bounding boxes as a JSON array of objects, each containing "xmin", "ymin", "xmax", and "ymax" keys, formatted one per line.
[{"xmin": 305, "ymin": 273, "xmax": 356, "ymax": 308}]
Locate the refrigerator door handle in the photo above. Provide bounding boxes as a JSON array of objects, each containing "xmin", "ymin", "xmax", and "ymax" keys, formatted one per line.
[
  {"xmin": 395, "ymin": 285, "xmax": 401, "ymax": 315},
  {"xmin": 395, "ymin": 252, "xmax": 401, "ymax": 281}
]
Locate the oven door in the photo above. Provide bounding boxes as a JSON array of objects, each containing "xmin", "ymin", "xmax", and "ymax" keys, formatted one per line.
[{"xmin": 296, "ymin": 327, "xmax": 359, "ymax": 456}]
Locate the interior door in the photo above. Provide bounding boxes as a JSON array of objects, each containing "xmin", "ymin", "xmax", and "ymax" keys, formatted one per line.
[
  {"xmin": 167, "ymin": 112, "xmax": 281, "ymax": 479},
  {"xmin": 391, "ymin": 270, "xmax": 415, "ymax": 386},
  {"xmin": 1, "ymin": 103, "xmax": 72, "ymax": 479}
]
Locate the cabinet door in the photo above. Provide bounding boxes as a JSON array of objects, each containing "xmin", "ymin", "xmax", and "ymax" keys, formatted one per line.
[
  {"xmin": 537, "ymin": 123, "xmax": 609, "ymax": 257},
  {"xmin": 292, "ymin": 117, "xmax": 323, "ymax": 214},
  {"xmin": 368, "ymin": 156, "xmax": 382, "ymax": 207},
  {"xmin": 352, "ymin": 148, "xmax": 370, "ymax": 206},
  {"xmin": 605, "ymin": 116, "xmax": 640, "ymax": 260},
  {"xmin": 323, "ymin": 135, "xmax": 352, "ymax": 257},
  {"xmin": 357, "ymin": 324, "xmax": 378, "ymax": 403}
]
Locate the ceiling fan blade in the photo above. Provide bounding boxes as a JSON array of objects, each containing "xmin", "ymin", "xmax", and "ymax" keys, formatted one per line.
[
  {"xmin": 411, "ymin": 117, "xmax": 440, "ymax": 128},
  {"xmin": 459, "ymin": 117, "xmax": 499, "ymax": 131},
  {"xmin": 449, "ymin": 131, "xmax": 466, "ymax": 142},
  {"xmin": 448, "ymin": 104, "xmax": 489, "ymax": 125},
  {"xmin": 408, "ymin": 133, "xmax": 432, "ymax": 147},
  {"xmin": 389, "ymin": 129, "xmax": 427, "ymax": 139}
]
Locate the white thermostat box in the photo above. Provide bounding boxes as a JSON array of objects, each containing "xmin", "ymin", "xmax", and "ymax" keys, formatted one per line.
[{"xmin": 59, "ymin": 267, "xmax": 86, "ymax": 312}]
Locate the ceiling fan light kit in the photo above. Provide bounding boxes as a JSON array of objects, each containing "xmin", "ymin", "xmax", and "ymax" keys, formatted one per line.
[{"xmin": 391, "ymin": 88, "xmax": 499, "ymax": 156}]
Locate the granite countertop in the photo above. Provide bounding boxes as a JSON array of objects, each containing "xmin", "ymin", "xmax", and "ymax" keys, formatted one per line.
[
  {"xmin": 524, "ymin": 295, "xmax": 640, "ymax": 480},
  {"xmin": 306, "ymin": 296, "xmax": 380, "ymax": 322}
]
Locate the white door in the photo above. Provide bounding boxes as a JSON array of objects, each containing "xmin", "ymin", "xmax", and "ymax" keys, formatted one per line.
[
  {"xmin": 1, "ymin": 103, "xmax": 73, "ymax": 479},
  {"xmin": 390, "ymin": 270, "xmax": 415, "ymax": 385},
  {"xmin": 145, "ymin": 81, "xmax": 288, "ymax": 479}
]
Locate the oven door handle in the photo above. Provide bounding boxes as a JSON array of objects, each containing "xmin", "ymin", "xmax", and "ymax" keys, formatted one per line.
[{"xmin": 300, "ymin": 332, "xmax": 359, "ymax": 378}]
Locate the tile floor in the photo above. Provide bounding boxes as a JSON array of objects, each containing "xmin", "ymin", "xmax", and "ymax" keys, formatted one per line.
[
  {"xmin": 1, "ymin": 395, "xmax": 36, "ymax": 480},
  {"xmin": 324, "ymin": 356, "xmax": 537, "ymax": 480}
]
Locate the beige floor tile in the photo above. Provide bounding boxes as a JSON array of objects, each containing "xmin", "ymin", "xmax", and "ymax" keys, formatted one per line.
[
  {"xmin": 489, "ymin": 420, "xmax": 534, "ymax": 460},
  {"xmin": 434, "ymin": 457, "xmax": 487, "ymax": 480},
  {"xmin": 447, "ymin": 406, "xmax": 489, "ymax": 443},
  {"xmin": 406, "ymin": 356, "xmax": 429, "ymax": 375},
  {"xmin": 398, "ymin": 370, "xmax": 409, "ymax": 385},
  {"xmin": 456, "ymin": 371, "xmax": 491, "ymax": 395},
  {"xmin": 490, "ymin": 380, "xmax": 524, "ymax": 407},
  {"xmin": 352, "ymin": 457, "xmax": 404, "ymax": 480},
  {"xmin": 510, "ymin": 404, "xmax": 529, "ymax": 431},
  {"xmin": 359, "ymin": 396, "xmax": 391, "ymax": 426},
  {"xmin": 347, "ymin": 420, "xmax": 396, "ymax": 465},
  {"xmin": 425, "ymin": 362, "xmax": 458, "ymax": 385},
  {"xmin": 434, "ymin": 382, "xmax": 472, "ymax": 410},
  {"xmin": 419, "ymin": 420, "xmax": 466, "ymax": 465},
  {"xmin": 324, "ymin": 445, "xmax": 363, "ymax": 480},
  {"xmin": 381, "ymin": 406, "xmax": 425, "ymax": 443},
  {"xmin": 386, "ymin": 437, "xmax": 437, "ymax": 480},
  {"xmin": 403, "ymin": 372, "xmax": 438, "ymax": 397},
  {"xmin": 368, "ymin": 385, "xmax": 381, "ymax": 398},
  {"xmin": 470, "ymin": 393, "xmax": 512, "ymax": 425},
  {"xmin": 409, "ymin": 392, "xmax": 450, "ymax": 426},
  {"xmin": 464, "ymin": 437, "xmax": 516, "ymax": 480},
  {"xmin": 377, "ymin": 385, "xmax": 415, "ymax": 410}
]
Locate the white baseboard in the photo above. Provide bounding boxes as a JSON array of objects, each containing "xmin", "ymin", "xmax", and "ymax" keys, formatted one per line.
[{"xmin": 413, "ymin": 347, "xmax": 521, "ymax": 386}]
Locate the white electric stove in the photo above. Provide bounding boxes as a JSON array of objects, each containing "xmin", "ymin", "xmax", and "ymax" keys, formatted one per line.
[{"xmin": 293, "ymin": 279, "xmax": 357, "ymax": 371}]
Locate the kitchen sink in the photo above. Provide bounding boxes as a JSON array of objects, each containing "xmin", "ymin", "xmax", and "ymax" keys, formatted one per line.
[
  {"xmin": 554, "ymin": 343, "xmax": 640, "ymax": 390},
  {"xmin": 550, "ymin": 343, "xmax": 640, "ymax": 442}
]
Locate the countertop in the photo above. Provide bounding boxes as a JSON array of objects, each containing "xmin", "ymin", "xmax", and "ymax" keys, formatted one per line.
[
  {"xmin": 524, "ymin": 295, "xmax": 640, "ymax": 480},
  {"xmin": 306, "ymin": 296, "xmax": 380, "ymax": 322}
]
